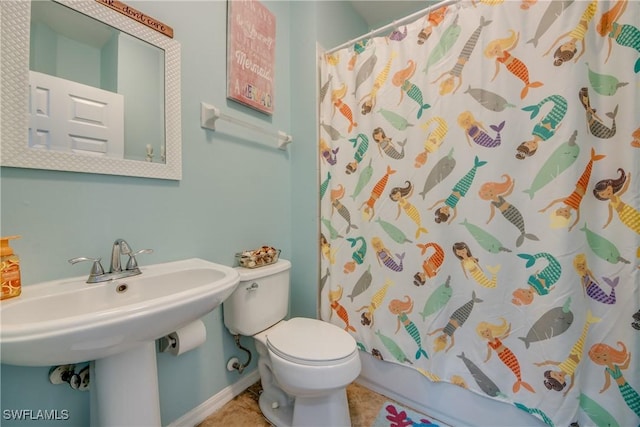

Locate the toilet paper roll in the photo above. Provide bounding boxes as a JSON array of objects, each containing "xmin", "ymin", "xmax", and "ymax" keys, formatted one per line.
[{"xmin": 167, "ymin": 320, "xmax": 207, "ymax": 356}]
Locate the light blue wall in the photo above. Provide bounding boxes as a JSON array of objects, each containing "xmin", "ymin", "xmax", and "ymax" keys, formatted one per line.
[
  {"xmin": 119, "ymin": 34, "xmax": 165, "ymax": 161},
  {"xmin": 29, "ymin": 22, "xmax": 57, "ymax": 77},
  {"xmin": 101, "ymin": 34, "xmax": 119, "ymax": 92},
  {"xmin": 289, "ymin": 1, "xmax": 368, "ymax": 320},
  {"xmin": 1, "ymin": 1, "xmax": 367, "ymax": 426},
  {"xmin": 30, "ymin": 24, "xmax": 102, "ymax": 88}
]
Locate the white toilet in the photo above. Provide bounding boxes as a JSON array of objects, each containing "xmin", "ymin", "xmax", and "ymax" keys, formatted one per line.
[{"xmin": 223, "ymin": 259, "xmax": 361, "ymax": 427}]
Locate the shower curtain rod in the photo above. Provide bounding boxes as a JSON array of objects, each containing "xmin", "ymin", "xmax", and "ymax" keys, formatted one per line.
[{"xmin": 327, "ymin": 0, "xmax": 459, "ymax": 54}]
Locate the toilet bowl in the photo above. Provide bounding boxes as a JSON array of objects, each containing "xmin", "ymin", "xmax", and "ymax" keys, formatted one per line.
[
  {"xmin": 223, "ymin": 259, "xmax": 362, "ymax": 426},
  {"xmin": 255, "ymin": 318, "xmax": 360, "ymax": 426}
]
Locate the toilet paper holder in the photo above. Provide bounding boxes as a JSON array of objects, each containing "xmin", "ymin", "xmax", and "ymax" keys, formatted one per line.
[
  {"xmin": 158, "ymin": 335, "xmax": 177, "ymax": 353},
  {"xmin": 157, "ymin": 319, "xmax": 207, "ymax": 355}
]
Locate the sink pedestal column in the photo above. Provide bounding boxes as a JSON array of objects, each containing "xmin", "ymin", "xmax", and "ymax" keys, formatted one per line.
[{"xmin": 91, "ymin": 342, "xmax": 161, "ymax": 426}]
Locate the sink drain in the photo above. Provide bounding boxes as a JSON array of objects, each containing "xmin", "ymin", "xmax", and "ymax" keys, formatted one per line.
[{"xmin": 116, "ymin": 283, "xmax": 128, "ymax": 293}]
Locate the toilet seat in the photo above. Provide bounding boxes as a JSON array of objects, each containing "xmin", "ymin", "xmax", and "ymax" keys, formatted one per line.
[{"xmin": 266, "ymin": 317, "xmax": 357, "ymax": 366}]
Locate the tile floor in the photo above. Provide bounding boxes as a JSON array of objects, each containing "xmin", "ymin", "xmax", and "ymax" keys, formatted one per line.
[{"xmin": 197, "ymin": 381, "xmax": 392, "ymax": 427}]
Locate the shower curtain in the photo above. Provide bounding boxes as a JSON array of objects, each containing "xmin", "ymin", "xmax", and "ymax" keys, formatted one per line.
[{"xmin": 318, "ymin": 1, "xmax": 639, "ymax": 426}]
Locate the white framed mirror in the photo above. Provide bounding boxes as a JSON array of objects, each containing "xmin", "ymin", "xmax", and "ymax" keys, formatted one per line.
[{"xmin": 0, "ymin": 0, "xmax": 182, "ymax": 180}]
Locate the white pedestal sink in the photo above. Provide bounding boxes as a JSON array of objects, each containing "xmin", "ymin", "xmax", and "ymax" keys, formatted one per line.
[{"xmin": 0, "ymin": 258, "xmax": 240, "ymax": 427}]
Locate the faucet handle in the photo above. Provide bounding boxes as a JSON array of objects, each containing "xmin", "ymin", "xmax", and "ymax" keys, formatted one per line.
[
  {"xmin": 68, "ymin": 257, "xmax": 105, "ymax": 278},
  {"xmin": 126, "ymin": 249, "xmax": 153, "ymax": 271}
]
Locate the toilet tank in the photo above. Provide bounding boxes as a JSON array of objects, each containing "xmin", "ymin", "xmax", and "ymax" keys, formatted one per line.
[{"xmin": 223, "ymin": 259, "xmax": 291, "ymax": 336}]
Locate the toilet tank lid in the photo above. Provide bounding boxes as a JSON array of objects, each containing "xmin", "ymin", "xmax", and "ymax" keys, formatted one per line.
[{"xmin": 235, "ymin": 258, "xmax": 291, "ymax": 281}]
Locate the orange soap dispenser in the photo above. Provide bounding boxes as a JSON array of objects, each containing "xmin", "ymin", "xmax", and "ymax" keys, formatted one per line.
[{"xmin": 1, "ymin": 235, "xmax": 22, "ymax": 300}]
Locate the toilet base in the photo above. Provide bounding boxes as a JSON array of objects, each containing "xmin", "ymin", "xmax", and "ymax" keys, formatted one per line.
[
  {"xmin": 259, "ymin": 392, "xmax": 293, "ymax": 426},
  {"xmin": 258, "ymin": 387, "xmax": 351, "ymax": 427},
  {"xmin": 293, "ymin": 389, "xmax": 352, "ymax": 427}
]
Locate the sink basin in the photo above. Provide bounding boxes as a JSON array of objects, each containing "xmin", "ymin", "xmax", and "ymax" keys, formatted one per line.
[
  {"xmin": 0, "ymin": 258, "xmax": 240, "ymax": 366},
  {"xmin": 1, "ymin": 258, "xmax": 240, "ymax": 426}
]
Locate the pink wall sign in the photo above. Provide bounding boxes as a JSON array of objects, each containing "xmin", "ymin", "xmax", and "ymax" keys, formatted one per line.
[{"xmin": 227, "ymin": 0, "xmax": 275, "ymax": 115}]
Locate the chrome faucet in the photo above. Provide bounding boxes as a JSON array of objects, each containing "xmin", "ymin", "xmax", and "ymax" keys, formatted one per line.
[
  {"xmin": 69, "ymin": 239, "xmax": 153, "ymax": 283},
  {"xmin": 111, "ymin": 238, "xmax": 132, "ymax": 273}
]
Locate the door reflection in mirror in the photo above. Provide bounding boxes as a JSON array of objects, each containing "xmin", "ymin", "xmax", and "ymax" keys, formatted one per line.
[{"xmin": 29, "ymin": 0, "xmax": 165, "ymax": 162}]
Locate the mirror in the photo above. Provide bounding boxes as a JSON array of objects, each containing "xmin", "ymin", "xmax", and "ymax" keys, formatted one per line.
[{"xmin": 0, "ymin": 0, "xmax": 182, "ymax": 180}]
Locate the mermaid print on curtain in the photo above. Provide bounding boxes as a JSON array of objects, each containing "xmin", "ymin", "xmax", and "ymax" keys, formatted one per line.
[{"xmin": 319, "ymin": 1, "xmax": 639, "ymax": 426}]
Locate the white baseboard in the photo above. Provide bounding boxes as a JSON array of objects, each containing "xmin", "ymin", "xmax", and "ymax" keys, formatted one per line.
[{"xmin": 167, "ymin": 370, "xmax": 260, "ymax": 427}]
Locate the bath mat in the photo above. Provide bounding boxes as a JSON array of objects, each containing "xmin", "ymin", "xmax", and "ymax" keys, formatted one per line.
[{"xmin": 371, "ymin": 401, "xmax": 440, "ymax": 427}]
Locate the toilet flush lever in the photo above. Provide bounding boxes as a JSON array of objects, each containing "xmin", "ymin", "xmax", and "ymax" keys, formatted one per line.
[{"xmin": 246, "ymin": 282, "xmax": 259, "ymax": 291}]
